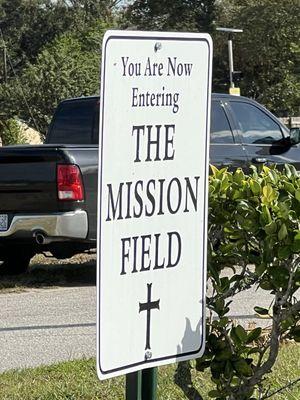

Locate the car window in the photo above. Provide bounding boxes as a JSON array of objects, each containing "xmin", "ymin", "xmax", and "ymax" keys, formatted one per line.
[
  {"xmin": 210, "ymin": 101, "xmax": 234, "ymax": 144},
  {"xmin": 230, "ymin": 101, "xmax": 283, "ymax": 145},
  {"xmin": 49, "ymin": 99, "xmax": 97, "ymax": 144}
]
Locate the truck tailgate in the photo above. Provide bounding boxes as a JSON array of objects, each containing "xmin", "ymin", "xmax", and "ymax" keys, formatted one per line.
[{"xmin": 0, "ymin": 145, "xmax": 68, "ymax": 213}]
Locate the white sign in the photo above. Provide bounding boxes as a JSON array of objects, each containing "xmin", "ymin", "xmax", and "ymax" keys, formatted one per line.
[{"xmin": 97, "ymin": 30, "xmax": 212, "ymax": 380}]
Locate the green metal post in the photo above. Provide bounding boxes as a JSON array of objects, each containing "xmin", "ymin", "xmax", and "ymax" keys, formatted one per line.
[
  {"xmin": 141, "ymin": 367, "xmax": 157, "ymax": 400},
  {"xmin": 126, "ymin": 371, "xmax": 142, "ymax": 400}
]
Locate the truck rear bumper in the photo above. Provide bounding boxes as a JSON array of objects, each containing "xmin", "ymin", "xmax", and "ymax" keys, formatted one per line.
[{"xmin": 0, "ymin": 211, "xmax": 88, "ymax": 240}]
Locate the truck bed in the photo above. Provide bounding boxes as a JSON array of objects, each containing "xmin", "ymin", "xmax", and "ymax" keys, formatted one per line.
[{"xmin": 0, "ymin": 144, "xmax": 98, "ymax": 241}]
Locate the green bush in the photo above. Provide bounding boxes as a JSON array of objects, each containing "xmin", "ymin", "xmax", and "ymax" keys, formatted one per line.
[
  {"xmin": 0, "ymin": 119, "xmax": 25, "ymax": 145},
  {"xmin": 177, "ymin": 165, "xmax": 300, "ymax": 400}
]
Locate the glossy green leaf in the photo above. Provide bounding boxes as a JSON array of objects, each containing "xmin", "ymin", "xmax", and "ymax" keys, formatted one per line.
[
  {"xmin": 278, "ymin": 200, "xmax": 291, "ymax": 219},
  {"xmin": 278, "ymin": 223, "xmax": 288, "ymax": 241},
  {"xmin": 224, "ymin": 360, "xmax": 233, "ymax": 379},
  {"xmin": 268, "ymin": 169, "xmax": 278, "ymax": 184},
  {"xmin": 284, "ymin": 164, "xmax": 292, "ymax": 179},
  {"xmin": 284, "ymin": 181, "xmax": 295, "ymax": 194},
  {"xmin": 290, "ymin": 326, "xmax": 300, "ymax": 341},
  {"xmin": 281, "ymin": 317, "xmax": 295, "ymax": 330},
  {"xmin": 295, "ymin": 189, "xmax": 300, "ymax": 202},
  {"xmin": 287, "ymin": 164, "xmax": 298, "ymax": 177},
  {"xmin": 262, "ymin": 184, "xmax": 277, "ymax": 203},
  {"xmin": 214, "ymin": 298, "xmax": 225, "ymax": 314},
  {"xmin": 264, "ymin": 221, "xmax": 277, "ymax": 235},
  {"xmin": 230, "ymin": 327, "xmax": 241, "ymax": 346},
  {"xmin": 234, "ymin": 359, "xmax": 253, "ymax": 377},
  {"xmin": 235, "ymin": 325, "xmax": 248, "ymax": 343},
  {"xmin": 270, "ymin": 266, "xmax": 290, "ymax": 288},
  {"xmin": 255, "ymin": 263, "xmax": 267, "ymax": 276},
  {"xmin": 259, "ymin": 279, "xmax": 274, "ymax": 291},
  {"xmin": 208, "ymin": 390, "xmax": 222, "ymax": 398},
  {"xmin": 210, "ymin": 165, "xmax": 219, "ymax": 177},
  {"xmin": 246, "ymin": 328, "xmax": 262, "ymax": 343},
  {"xmin": 195, "ymin": 359, "xmax": 211, "ymax": 371},
  {"xmin": 215, "ymin": 348, "xmax": 232, "ymax": 361},
  {"xmin": 249, "ymin": 179, "xmax": 261, "ymax": 195},
  {"xmin": 261, "ymin": 204, "xmax": 272, "ymax": 225},
  {"xmin": 254, "ymin": 306, "xmax": 269, "ymax": 315},
  {"xmin": 278, "ymin": 246, "xmax": 291, "ymax": 259},
  {"xmin": 233, "ymin": 168, "xmax": 245, "ymax": 185}
]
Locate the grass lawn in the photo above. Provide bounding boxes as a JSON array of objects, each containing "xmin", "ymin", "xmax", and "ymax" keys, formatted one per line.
[{"xmin": 0, "ymin": 344, "xmax": 299, "ymax": 399}]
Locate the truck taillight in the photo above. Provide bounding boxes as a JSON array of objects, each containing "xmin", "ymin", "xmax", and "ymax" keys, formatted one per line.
[{"xmin": 57, "ymin": 164, "xmax": 84, "ymax": 201}]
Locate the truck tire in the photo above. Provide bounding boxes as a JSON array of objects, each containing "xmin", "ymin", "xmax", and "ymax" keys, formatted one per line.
[{"xmin": 0, "ymin": 246, "xmax": 33, "ymax": 275}]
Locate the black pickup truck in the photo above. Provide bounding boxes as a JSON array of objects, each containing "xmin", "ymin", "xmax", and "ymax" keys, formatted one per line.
[{"xmin": 0, "ymin": 93, "xmax": 299, "ymax": 274}]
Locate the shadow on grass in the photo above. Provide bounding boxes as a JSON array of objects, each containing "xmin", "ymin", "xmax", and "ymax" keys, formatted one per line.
[{"xmin": 0, "ymin": 257, "xmax": 96, "ymax": 291}]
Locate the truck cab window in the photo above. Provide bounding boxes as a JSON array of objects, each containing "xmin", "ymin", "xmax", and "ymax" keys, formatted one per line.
[
  {"xmin": 49, "ymin": 99, "xmax": 96, "ymax": 144},
  {"xmin": 230, "ymin": 101, "xmax": 283, "ymax": 145},
  {"xmin": 210, "ymin": 102, "xmax": 234, "ymax": 144}
]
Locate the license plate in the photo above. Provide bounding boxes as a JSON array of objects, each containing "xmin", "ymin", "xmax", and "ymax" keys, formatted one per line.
[{"xmin": 0, "ymin": 214, "xmax": 8, "ymax": 231}]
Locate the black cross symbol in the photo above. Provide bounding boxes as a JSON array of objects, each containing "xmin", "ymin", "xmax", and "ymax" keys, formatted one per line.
[{"xmin": 139, "ymin": 283, "xmax": 160, "ymax": 350}]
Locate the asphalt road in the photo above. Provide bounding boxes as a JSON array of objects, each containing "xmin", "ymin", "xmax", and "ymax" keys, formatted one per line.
[
  {"xmin": 0, "ymin": 281, "xmax": 279, "ymax": 373},
  {"xmin": 0, "ymin": 286, "xmax": 96, "ymax": 372}
]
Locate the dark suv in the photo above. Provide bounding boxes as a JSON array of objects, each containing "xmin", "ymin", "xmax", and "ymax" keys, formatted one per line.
[{"xmin": 210, "ymin": 94, "xmax": 300, "ymax": 170}]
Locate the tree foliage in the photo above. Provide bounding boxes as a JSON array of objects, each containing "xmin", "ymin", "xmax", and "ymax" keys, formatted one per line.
[
  {"xmin": 0, "ymin": 22, "xmax": 109, "ymax": 135},
  {"xmin": 215, "ymin": 0, "xmax": 300, "ymax": 115},
  {"xmin": 0, "ymin": 0, "xmax": 75, "ymax": 73},
  {"xmin": 0, "ymin": 118, "xmax": 24, "ymax": 145},
  {"xmin": 124, "ymin": 0, "xmax": 300, "ymax": 115},
  {"xmin": 0, "ymin": 0, "xmax": 119, "ymax": 70},
  {"xmin": 124, "ymin": 0, "xmax": 217, "ymax": 33},
  {"xmin": 0, "ymin": 1, "xmax": 119, "ymax": 137},
  {"xmin": 0, "ymin": 0, "xmax": 298, "ymax": 141}
]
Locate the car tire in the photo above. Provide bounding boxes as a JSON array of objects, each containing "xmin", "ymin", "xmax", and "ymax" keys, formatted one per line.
[{"xmin": 0, "ymin": 246, "xmax": 33, "ymax": 275}]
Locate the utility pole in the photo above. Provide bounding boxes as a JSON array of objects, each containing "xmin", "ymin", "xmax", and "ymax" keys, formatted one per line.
[{"xmin": 216, "ymin": 27, "xmax": 243, "ymax": 95}]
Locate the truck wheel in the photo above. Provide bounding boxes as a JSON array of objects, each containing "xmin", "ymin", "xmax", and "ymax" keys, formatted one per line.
[{"xmin": 0, "ymin": 247, "xmax": 33, "ymax": 275}]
